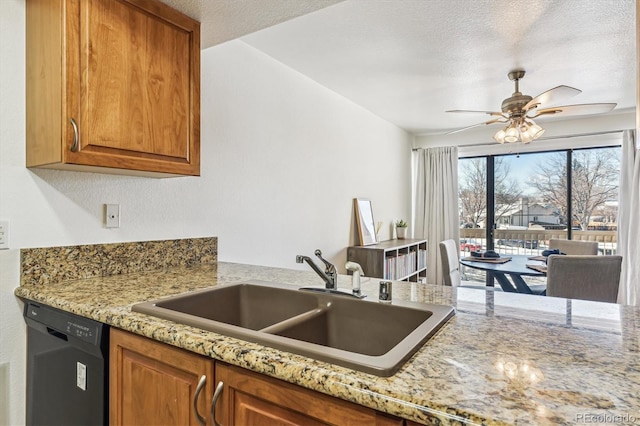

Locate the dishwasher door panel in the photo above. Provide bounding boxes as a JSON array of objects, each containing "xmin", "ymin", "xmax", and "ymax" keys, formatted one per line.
[
  {"xmin": 23, "ymin": 301, "xmax": 108, "ymax": 426},
  {"xmin": 27, "ymin": 329, "xmax": 106, "ymax": 426}
]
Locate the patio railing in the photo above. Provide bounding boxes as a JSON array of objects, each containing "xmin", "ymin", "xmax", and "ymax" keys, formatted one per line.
[
  {"xmin": 459, "ymin": 228, "xmax": 617, "ymax": 255},
  {"xmin": 458, "ymin": 228, "xmax": 617, "ymax": 285}
]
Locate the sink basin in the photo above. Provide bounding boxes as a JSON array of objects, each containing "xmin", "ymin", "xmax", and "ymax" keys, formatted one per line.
[
  {"xmin": 136, "ymin": 283, "xmax": 320, "ymax": 331},
  {"xmin": 132, "ymin": 281, "xmax": 454, "ymax": 376},
  {"xmin": 271, "ymin": 297, "xmax": 434, "ymax": 357}
]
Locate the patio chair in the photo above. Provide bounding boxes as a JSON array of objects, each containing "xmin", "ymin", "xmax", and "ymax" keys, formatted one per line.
[
  {"xmin": 439, "ymin": 239, "xmax": 462, "ymax": 286},
  {"xmin": 549, "ymin": 239, "xmax": 598, "ymax": 255},
  {"xmin": 546, "ymin": 255, "xmax": 622, "ymax": 303},
  {"xmin": 440, "ymin": 239, "xmax": 500, "ymax": 290}
]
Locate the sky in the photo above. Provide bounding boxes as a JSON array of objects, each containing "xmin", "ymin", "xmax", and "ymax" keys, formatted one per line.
[
  {"xmin": 459, "ymin": 153, "xmax": 548, "ymax": 197},
  {"xmin": 501, "ymin": 153, "xmax": 549, "ymax": 196},
  {"xmin": 460, "ymin": 147, "xmax": 622, "ymax": 198}
]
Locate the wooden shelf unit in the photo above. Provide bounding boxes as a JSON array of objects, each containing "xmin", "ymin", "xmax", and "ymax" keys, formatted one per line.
[{"xmin": 347, "ymin": 239, "xmax": 427, "ymax": 282}]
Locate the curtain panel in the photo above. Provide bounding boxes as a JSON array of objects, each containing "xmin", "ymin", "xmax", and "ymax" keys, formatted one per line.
[
  {"xmin": 413, "ymin": 146, "xmax": 459, "ymax": 285},
  {"xmin": 617, "ymin": 129, "xmax": 639, "ymax": 306}
]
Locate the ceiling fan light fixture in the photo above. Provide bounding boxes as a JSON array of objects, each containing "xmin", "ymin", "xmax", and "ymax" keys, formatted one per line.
[
  {"xmin": 492, "ymin": 118, "xmax": 545, "ymax": 144},
  {"xmin": 449, "ymin": 69, "xmax": 614, "ymax": 145},
  {"xmin": 493, "ymin": 128, "xmax": 507, "ymax": 144},
  {"xmin": 520, "ymin": 129, "xmax": 533, "ymax": 144},
  {"xmin": 519, "ymin": 120, "xmax": 533, "ymax": 143},
  {"xmin": 528, "ymin": 122, "xmax": 545, "ymax": 140},
  {"xmin": 504, "ymin": 125, "xmax": 519, "ymax": 143}
]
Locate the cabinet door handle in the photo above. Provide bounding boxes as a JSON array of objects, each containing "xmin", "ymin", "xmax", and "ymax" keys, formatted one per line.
[
  {"xmin": 210, "ymin": 381, "xmax": 224, "ymax": 426},
  {"xmin": 193, "ymin": 375, "xmax": 207, "ymax": 426},
  {"xmin": 70, "ymin": 118, "xmax": 79, "ymax": 152}
]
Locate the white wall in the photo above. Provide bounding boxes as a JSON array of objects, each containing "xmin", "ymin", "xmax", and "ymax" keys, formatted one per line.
[
  {"xmin": 0, "ymin": 2, "xmax": 412, "ymax": 423},
  {"xmin": 1, "ymin": 3, "xmax": 27, "ymax": 423},
  {"xmin": 199, "ymin": 40, "xmax": 412, "ymax": 265}
]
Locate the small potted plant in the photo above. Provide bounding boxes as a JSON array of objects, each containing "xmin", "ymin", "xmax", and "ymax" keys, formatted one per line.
[{"xmin": 395, "ymin": 219, "xmax": 408, "ymax": 239}]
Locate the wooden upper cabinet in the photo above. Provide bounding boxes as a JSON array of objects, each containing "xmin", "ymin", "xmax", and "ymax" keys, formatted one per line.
[{"xmin": 26, "ymin": 0, "xmax": 200, "ymax": 177}]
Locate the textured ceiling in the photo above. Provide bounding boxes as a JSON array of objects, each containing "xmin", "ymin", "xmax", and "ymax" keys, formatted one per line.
[
  {"xmin": 158, "ymin": 0, "xmax": 343, "ymax": 46},
  {"xmin": 163, "ymin": 0, "xmax": 636, "ymax": 135}
]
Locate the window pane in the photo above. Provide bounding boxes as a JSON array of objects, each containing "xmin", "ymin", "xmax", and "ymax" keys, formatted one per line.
[
  {"xmin": 492, "ymin": 152, "xmax": 566, "ymax": 291},
  {"xmin": 522, "ymin": 151, "xmax": 569, "ymax": 231},
  {"xmin": 458, "ymin": 158, "xmax": 487, "ymax": 284},
  {"xmin": 458, "ymin": 158, "xmax": 487, "ymax": 230},
  {"xmin": 526, "ymin": 151, "xmax": 568, "ymax": 233},
  {"xmin": 570, "ymin": 147, "xmax": 620, "ymax": 254}
]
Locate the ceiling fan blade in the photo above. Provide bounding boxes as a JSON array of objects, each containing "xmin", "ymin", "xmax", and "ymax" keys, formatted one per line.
[
  {"xmin": 446, "ymin": 118, "xmax": 507, "ymax": 135},
  {"xmin": 523, "ymin": 85, "xmax": 582, "ymax": 111},
  {"xmin": 446, "ymin": 109, "xmax": 505, "ymax": 117},
  {"xmin": 530, "ymin": 103, "xmax": 617, "ymax": 119}
]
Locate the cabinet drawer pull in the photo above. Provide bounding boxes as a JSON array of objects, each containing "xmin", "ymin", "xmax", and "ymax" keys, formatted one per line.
[
  {"xmin": 193, "ymin": 375, "xmax": 207, "ymax": 426},
  {"xmin": 70, "ymin": 118, "xmax": 79, "ymax": 152},
  {"xmin": 210, "ymin": 381, "xmax": 224, "ymax": 426}
]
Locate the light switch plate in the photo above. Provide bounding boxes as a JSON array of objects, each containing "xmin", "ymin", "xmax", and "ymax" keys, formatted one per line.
[
  {"xmin": 105, "ymin": 204, "xmax": 120, "ymax": 228},
  {"xmin": 0, "ymin": 220, "xmax": 9, "ymax": 249}
]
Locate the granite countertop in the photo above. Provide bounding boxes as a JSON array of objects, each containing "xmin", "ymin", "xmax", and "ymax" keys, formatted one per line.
[{"xmin": 14, "ymin": 260, "xmax": 640, "ymax": 425}]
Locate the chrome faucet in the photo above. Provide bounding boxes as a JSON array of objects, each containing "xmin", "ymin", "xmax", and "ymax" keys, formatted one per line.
[{"xmin": 296, "ymin": 249, "xmax": 337, "ymax": 290}]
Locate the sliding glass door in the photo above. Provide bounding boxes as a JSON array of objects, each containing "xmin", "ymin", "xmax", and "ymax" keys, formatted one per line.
[{"xmin": 459, "ymin": 145, "xmax": 621, "ymax": 286}]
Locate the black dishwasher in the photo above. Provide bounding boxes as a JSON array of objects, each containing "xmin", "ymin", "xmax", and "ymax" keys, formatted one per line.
[{"xmin": 23, "ymin": 301, "xmax": 109, "ymax": 426}]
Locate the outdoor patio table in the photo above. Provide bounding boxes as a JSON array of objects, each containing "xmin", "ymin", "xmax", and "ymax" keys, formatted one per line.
[{"xmin": 460, "ymin": 254, "xmax": 547, "ymax": 294}]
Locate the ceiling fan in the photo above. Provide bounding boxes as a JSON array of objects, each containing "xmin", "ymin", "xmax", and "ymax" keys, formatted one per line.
[{"xmin": 446, "ymin": 70, "xmax": 616, "ymax": 144}]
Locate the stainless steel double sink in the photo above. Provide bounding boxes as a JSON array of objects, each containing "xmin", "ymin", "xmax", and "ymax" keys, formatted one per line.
[{"xmin": 132, "ymin": 281, "xmax": 454, "ymax": 376}]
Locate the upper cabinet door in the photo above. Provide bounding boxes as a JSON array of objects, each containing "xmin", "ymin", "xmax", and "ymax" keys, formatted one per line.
[{"xmin": 26, "ymin": 0, "xmax": 200, "ymax": 177}]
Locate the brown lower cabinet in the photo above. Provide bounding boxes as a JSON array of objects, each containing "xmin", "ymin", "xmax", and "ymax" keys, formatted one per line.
[
  {"xmin": 110, "ymin": 328, "xmax": 405, "ymax": 426},
  {"xmin": 214, "ymin": 363, "xmax": 402, "ymax": 426},
  {"xmin": 110, "ymin": 328, "xmax": 214, "ymax": 425}
]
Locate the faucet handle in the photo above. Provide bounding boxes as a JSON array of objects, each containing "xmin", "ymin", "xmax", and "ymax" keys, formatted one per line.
[{"xmin": 314, "ymin": 249, "xmax": 335, "ymax": 273}]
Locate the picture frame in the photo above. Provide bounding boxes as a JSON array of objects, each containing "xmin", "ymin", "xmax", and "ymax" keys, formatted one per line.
[{"xmin": 354, "ymin": 198, "xmax": 377, "ymax": 246}]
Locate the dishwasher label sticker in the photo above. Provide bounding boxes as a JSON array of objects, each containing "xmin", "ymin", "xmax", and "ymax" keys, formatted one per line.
[{"xmin": 76, "ymin": 362, "xmax": 87, "ymax": 391}]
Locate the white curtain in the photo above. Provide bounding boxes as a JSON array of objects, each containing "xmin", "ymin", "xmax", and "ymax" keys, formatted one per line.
[
  {"xmin": 617, "ymin": 130, "xmax": 640, "ymax": 306},
  {"xmin": 413, "ymin": 146, "xmax": 459, "ymax": 285}
]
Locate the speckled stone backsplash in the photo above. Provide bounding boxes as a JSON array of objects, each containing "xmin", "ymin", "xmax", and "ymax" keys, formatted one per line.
[{"xmin": 20, "ymin": 237, "xmax": 217, "ymax": 286}]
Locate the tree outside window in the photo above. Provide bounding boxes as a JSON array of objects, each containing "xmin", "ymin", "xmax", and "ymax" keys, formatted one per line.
[
  {"xmin": 459, "ymin": 157, "xmax": 522, "ymax": 228},
  {"xmin": 529, "ymin": 149, "xmax": 619, "ymax": 230}
]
